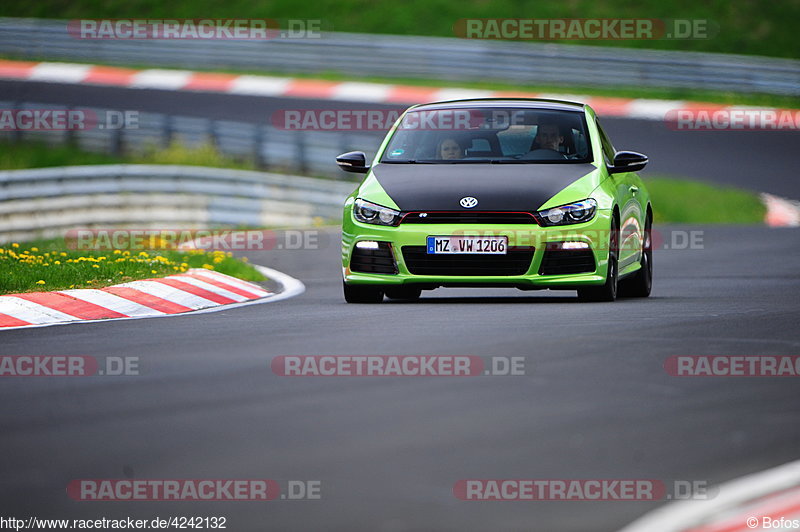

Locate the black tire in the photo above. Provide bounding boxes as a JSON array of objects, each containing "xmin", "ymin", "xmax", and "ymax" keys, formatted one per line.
[
  {"xmin": 618, "ymin": 214, "xmax": 653, "ymax": 298},
  {"xmin": 343, "ymin": 282, "xmax": 384, "ymax": 303},
  {"xmin": 577, "ymin": 217, "xmax": 619, "ymax": 302},
  {"xmin": 384, "ymin": 286, "xmax": 422, "ymax": 301}
]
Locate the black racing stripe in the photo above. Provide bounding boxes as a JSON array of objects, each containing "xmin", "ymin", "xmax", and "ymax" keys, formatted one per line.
[{"xmin": 371, "ymin": 163, "xmax": 597, "ymax": 212}]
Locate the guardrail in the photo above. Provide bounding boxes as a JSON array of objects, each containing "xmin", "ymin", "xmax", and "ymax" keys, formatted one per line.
[
  {"xmin": 0, "ymin": 164, "xmax": 355, "ymax": 243},
  {"xmin": 1, "ymin": 18, "xmax": 798, "ymax": 95},
  {"xmin": 0, "ymin": 100, "xmax": 378, "ymax": 179}
]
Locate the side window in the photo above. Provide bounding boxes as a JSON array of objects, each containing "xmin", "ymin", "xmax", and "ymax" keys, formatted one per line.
[{"xmin": 595, "ymin": 119, "xmax": 616, "ymax": 165}]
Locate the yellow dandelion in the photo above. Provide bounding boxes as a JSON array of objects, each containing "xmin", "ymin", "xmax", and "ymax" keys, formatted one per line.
[
  {"xmin": 31, "ymin": 247, "xmax": 39, "ymax": 252},
  {"xmin": 92, "ymin": 264, "xmax": 100, "ymax": 268},
  {"xmin": 11, "ymin": 243, "xmax": 19, "ymax": 248},
  {"xmin": 151, "ymin": 270, "xmax": 157, "ymax": 274},
  {"xmin": 36, "ymin": 280, "xmax": 45, "ymax": 285}
]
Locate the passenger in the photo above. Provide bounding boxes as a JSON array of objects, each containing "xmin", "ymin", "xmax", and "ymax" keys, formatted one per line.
[{"xmin": 437, "ymin": 137, "xmax": 463, "ymax": 160}]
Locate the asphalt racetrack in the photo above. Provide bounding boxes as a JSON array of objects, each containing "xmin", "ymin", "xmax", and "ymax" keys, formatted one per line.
[{"xmin": 0, "ymin": 80, "xmax": 799, "ymax": 531}]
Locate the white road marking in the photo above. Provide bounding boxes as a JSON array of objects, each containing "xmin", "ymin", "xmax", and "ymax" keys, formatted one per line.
[
  {"xmin": 114, "ymin": 280, "xmax": 218, "ymax": 309},
  {"xmin": 189, "ymin": 269, "xmax": 271, "ymax": 297},
  {"xmin": 171, "ymin": 275, "xmax": 249, "ymax": 302},
  {"xmin": 58, "ymin": 289, "xmax": 165, "ymax": 317},
  {"xmin": 331, "ymin": 82, "xmax": 393, "ymax": 102},
  {"xmin": 228, "ymin": 75, "xmax": 293, "ymax": 96},
  {"xmin": 29, "ymin": 62, "xmax": 92, "ymax": 83},
  {"xmin": 0, "ymin": 297, "xmax": 80, "ymax": 324},
  {"xmin": 130, "ymin": 69, "xmax": 193, "ymax": 90}
]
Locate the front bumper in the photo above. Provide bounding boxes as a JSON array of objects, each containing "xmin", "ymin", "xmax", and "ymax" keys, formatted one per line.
[{"xmin": 342, "ymin": 209, "xmax": 614, "ymax": 289}]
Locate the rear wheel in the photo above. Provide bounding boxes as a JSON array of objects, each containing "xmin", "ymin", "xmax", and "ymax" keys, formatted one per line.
[
  {"xmin": 384, "ymin": 286, "xmax": 422, "ymax": 301},
  {"xmin": 618, "ymin": 214, "xmax": 652, "ymax": 298},
  {"xmin": 577, "ymin": 217, "xmax": 619, "ymax": 302},
  {"xmin": 343, "ymin": 282, "xmax": 384, "ymax": 303}
]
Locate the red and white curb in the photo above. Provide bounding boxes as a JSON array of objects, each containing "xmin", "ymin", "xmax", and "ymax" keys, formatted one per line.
[
  {"xmin": 762, "ymin": 193, "xmax": 800, "ymax": 227},
  {"xmin": 618, "ymin": 459, "xmax": 800, "ymax": 532},
  {"xmin": 0, "ymin": 59, "xmax": 788, "ymax": 122},
  {"xmin": 0, "ymin": 266, "xmax": 304, "ymax": 330}
]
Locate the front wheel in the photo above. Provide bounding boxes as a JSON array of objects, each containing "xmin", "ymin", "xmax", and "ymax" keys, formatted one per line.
[
  {"xmin": 618, "ymin": 215, "xmax": 652, "ymax": 298},
  {"xmin": 343, "ymin": 282, "xmax": 384, "ymax": 303},
  {"xmin": 577, "ymin": 217, "xmax": 619, "ymax": 302}
]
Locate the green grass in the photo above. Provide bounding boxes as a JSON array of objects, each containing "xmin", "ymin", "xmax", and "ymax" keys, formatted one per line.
[
  {"xmin": 0, "ymin": 238, "xmax": 265, "ymax": 295},
  {"xmin": 646, "ymin": 176, "xmax": 766, "ymax": 224},
  {"xmin": 1, "ymin": 0, "xmax": 798, "ymax": 58},
  {"xmin": 0, "ymin": 140, "xmax": 258, "ymax": 171}
]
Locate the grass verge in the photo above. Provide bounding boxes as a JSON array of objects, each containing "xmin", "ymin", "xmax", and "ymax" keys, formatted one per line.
[
  {"xmin": 0, "ymin": 140, "xmax": 257, "ymax": 171},
  {"xmin": 0, "ymin": 239, "xmax": 265, "ymax": 295},
  {"xmin": 646, "ymin": 177, "xmax": 766, "ymax": 224}
]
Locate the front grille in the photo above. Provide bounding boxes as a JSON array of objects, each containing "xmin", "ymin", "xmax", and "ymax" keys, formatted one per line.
[
  {"xmin": 401, "ymin": 212, "xmax": 539, "ymax": 224},
  {"xmin": 539, "ymin": 249, "xmax": 596, "ymax": 275},
  {"xmin": 350, "ymin": 242, "xmax": 398, "ymax": 274},
  {"xmin": 401, "ymin": 246, "xmax": 534, "ymax": 276}
]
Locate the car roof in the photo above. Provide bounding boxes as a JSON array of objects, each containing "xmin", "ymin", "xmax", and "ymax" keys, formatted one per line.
[{"xmin": 409, "ymin": 98, "xmax": 587, "ymax": 112}]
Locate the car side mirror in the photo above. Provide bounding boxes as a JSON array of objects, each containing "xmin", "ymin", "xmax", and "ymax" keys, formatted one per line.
[
  {"xmin": 609, "ymin": 151, "xmax": 648, "ymax": 174},
  {"xmin": 336, "ymin": 151, "xmax": 370, "ymax": 174}
]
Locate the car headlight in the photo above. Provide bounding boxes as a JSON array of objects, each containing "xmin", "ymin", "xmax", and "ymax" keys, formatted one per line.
[
  {"xmin": 538, "ymin": 198, "xmax": 597, "ymax": 226},
  {"xmin": 353, "ymin": 198, "xmax": 401, "ymax": 226}
]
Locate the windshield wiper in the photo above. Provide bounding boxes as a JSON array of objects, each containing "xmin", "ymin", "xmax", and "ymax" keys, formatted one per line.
[{"xmin": 381, "ymin": 160, "xmax": 438, "ymax": 164}]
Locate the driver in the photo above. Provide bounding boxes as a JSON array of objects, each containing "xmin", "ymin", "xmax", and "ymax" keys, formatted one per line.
[
  {"xmin": 533, "ymin": 123, "xmax": 564, "ymax": 152},
  {"xmin": 520, "ymin": 122, "xmax": 568, "ymax": 160}
]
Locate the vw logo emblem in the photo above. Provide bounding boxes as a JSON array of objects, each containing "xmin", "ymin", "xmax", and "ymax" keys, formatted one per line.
[{"xmin": 460, "ymin": 196, "xmax": 478, "ymax": 209}]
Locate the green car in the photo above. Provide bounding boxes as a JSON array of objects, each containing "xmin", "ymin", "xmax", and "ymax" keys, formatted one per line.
[{"xmin": 338, "ymin": 98, "xmax": 652, "ymax": 303}]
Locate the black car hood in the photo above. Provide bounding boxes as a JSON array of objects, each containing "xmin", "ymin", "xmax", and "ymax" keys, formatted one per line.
[{"xmin": 371, "ymin": 162, "xmax": 597, "ymax": 211}]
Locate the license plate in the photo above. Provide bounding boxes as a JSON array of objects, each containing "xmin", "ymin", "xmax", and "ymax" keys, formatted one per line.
[{"xmin": 427, "ymin": 235, "xmax": 508, "ymax": 255}]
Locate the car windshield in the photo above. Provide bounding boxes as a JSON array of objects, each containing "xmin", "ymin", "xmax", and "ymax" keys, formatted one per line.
[{"xmin": 381, "ymin": 107, "xmax": 592, "ymax": 164}]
